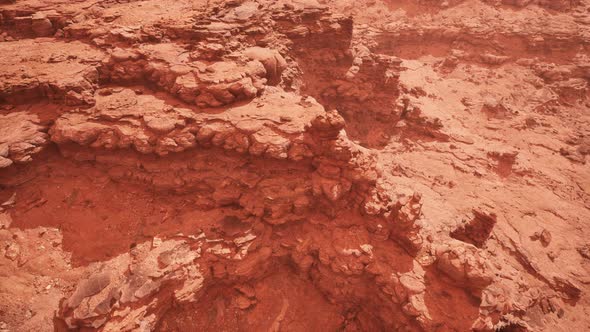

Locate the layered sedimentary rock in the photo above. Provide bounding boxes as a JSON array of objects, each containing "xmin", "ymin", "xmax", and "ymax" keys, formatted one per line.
[
  {"xmin": 0, "ymin": 40, "xmax": 103, "ymax": 105},
  {"xmin": 0, "ymin": 112, "xmax": 47, "ymax": 168},
  {"xmin": 1, "ymin": 0, "xmax": 589, "ymax": 332}
]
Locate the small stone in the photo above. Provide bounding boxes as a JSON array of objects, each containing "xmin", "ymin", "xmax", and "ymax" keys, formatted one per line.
[
  {"xmin": 24, "ymin": 309, "xmax": 33, "ymax": 319},
  {"xmin": 532, "ymin": 229, "xmax": 552, "ymax": 247},
  {"xmin": 235, "ymin": 295, "xmax": 254, "ymax": 310},
  {"xmin": 360, "ymin": 244, "xmax": 373, "ymax": 255},
  {"xmin": 235, "ymin": 284, "xmax": 256, "ymax": 298},
  {"xmin": 540, "ymin": 229, "xmax": 552, "ymax": 246},
  {"xmin": 4, "ymin": 242, "xmax": 20, "ymax": 261}
]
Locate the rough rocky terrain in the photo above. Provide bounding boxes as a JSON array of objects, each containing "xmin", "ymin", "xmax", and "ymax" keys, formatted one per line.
[{"xmin": 0, "ymin": 0, "xmax": 589, "ymax": 331}]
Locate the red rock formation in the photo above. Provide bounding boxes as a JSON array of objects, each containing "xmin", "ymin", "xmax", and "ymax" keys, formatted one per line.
[{"xmin": 1, "ymin": 0, "xmax": 589, "ymax": 331}]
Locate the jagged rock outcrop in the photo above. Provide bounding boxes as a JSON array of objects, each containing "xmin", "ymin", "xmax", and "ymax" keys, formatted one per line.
[
  {"xmin": 0, "ymin": 112, "xmax": 48, "ymax": 168},
  {"xmin": 61, "ymin": 238, "xmax": 205, "ymax": 330}
]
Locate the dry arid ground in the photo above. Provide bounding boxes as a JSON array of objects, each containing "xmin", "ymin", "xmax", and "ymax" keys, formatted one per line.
[{"xmin": 0, "ymin": 0, "xmax": 589, "ymax": 331}]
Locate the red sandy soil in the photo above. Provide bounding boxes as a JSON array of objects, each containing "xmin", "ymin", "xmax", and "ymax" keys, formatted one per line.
[{"xmin": 0, "ymin": 0, "xmax": 589, "ymax": 331}]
